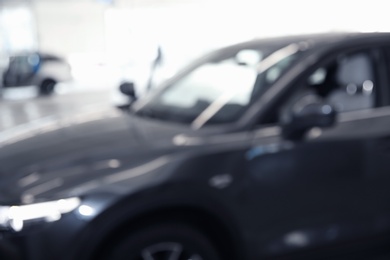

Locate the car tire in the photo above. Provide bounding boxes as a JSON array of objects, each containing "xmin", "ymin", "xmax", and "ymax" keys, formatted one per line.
[
  {"xmin": 104, "ymin": 223, "xmax": 222, "ymax": 260},
  {"xmin": 39, "ymin": 79, "xmax": 56, "ymax": 96}
]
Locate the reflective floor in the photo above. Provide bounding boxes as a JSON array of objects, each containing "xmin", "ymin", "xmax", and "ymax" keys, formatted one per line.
[{"xmin": 0, "ymin": 86, "xmax": 113, "ymax": 132}]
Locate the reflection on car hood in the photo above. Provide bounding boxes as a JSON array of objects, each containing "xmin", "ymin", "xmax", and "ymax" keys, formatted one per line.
[{"xmin": 0, "ymin": 108, "xmax": 192, "ymax": 204}]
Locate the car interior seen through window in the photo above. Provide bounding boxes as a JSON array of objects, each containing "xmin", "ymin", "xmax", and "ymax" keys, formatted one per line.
[{"xmin": 282, "ymin": 50, "xmax": 377, "ymax": 122}]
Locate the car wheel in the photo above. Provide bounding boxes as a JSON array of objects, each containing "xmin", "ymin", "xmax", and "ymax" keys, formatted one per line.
[
  {"xmin": 39, "ymin": 79, "xmax": 56, "ymax": 95},
  {"xmin": 104, "ymin": 223, "xmax": 222, "ymax": 260}
]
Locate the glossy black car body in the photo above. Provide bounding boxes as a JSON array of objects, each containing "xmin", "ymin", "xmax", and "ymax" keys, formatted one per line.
[{"xmin": 2, "ymin": 33, "xmax": 390, "ymax": 260}]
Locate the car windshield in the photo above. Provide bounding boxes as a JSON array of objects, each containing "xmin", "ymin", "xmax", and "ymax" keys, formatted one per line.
[{"xmin": 134, "ymin": 43, "xmax": 305, "ymax": 128}]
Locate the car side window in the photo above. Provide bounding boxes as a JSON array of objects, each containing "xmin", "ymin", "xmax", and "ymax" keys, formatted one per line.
[{"xmin": 284, "ymin": 50, "xmax": 377, "ymax": 117}]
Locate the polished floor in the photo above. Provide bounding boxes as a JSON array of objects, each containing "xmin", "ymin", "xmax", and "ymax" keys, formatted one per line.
[{"xmin": 0, "ymin": 86, "xmax": 113, "ymax": 132}]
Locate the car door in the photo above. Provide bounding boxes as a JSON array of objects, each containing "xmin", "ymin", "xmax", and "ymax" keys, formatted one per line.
[
  {"xmin": 5, "ymin": 55, "xmax": 36, "ymax": 87},
  {"xmin": 240, "ymin": 47, "xmax": 390, "ymax": 259}
]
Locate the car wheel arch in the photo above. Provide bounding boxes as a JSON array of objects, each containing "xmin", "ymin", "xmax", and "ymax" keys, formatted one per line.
[
  {"xmin": 39, "ymin": 78, "xmax": 57, "ymax": 95},
  {"xmin": 71, "ymin": 190, "xmax": 244, "ymax": 260},
  {"xmin": 95, "ymin": 206, "xmax": 242, "ymax": 260},
  {"xmin": 41, "ymin": 77, "xmax": 57, "ymax": 86}
]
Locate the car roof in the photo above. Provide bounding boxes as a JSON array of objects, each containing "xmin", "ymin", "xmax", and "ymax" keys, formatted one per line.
[{"xmin": 219, "ymin": 32, "xmax": 390, "ymax": 53}]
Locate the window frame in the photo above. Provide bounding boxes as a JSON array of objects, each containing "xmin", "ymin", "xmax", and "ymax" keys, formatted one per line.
[{"xmin": 380, "ymin": 46, "xmax": 390, "ymax": 106}]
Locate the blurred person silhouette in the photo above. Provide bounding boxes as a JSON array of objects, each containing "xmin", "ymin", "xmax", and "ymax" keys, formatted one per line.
[{"xmin": 146, "ymin": 45, "xmax": 164, "ymax": 91}]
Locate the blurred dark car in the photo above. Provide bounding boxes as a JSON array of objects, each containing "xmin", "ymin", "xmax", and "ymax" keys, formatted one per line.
[
  {"xmin": 2, "ymin": 33, "xmax": 390, "ymax": 260},
  {"xmin": 2, "ymin": 52, "xmax": 71, "ymax": 95}
]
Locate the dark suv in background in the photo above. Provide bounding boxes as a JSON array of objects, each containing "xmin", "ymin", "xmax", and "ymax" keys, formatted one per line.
[
  {"xmin": 2, "ymin": 52, "xmax": 71, "ymax": 95},
  {"xmin": 2, "ymin": 33, "xmax": 390, "ymax": 260}
]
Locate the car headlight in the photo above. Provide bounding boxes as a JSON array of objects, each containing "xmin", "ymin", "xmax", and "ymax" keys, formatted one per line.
[{"xmin": 0, "ymin": 197, "xmax": 80, "ymax": 232}]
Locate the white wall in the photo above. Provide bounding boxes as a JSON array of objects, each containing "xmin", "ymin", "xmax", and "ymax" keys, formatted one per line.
[
  {"xmin": 0, "ymin": 1, "xmax": 37, "ymax": 55},
  {"xmin": 32, "ymin": 1, "xmax": 106, "ymax": 56},
  {"xmin": 28, "ymin": 0, "xmax": 390, "ymax": 71},
  {"xmin": 21, "ymin": 0, "xmax": 390, "ymax": 91}
]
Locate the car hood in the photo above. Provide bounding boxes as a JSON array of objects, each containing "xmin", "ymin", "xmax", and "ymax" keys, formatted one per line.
[{"xmin": 0, "ymin": 108, "xmax": 194, "ymax": 204}]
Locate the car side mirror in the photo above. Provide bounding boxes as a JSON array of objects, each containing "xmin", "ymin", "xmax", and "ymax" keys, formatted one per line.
[
  {"xmin": 282, "ymin": 102, "xmax": 337, "ymax": 140},
  {"xmin": 119, "ymin": 82, "xmax": 136, "ymax": 99}
]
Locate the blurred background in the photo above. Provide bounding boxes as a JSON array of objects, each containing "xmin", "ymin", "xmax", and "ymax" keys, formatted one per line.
[{"xmin": 0, "ymin": 0, "xmax": 389, "ymax": 133}]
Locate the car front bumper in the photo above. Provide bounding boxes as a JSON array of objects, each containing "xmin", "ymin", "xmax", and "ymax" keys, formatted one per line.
[{"xmin": 0, "ymin": 212, "xmax": 89, "ymax": 260}]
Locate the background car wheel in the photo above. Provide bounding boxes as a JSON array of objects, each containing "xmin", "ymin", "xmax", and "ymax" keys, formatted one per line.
[
  {"xmin": 39, "ymin": 79, "xmax": 56, "ymax": 96},
  {"xmin": 104, "ymin": 223, "xmax": 222, "ymax": 260}
]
